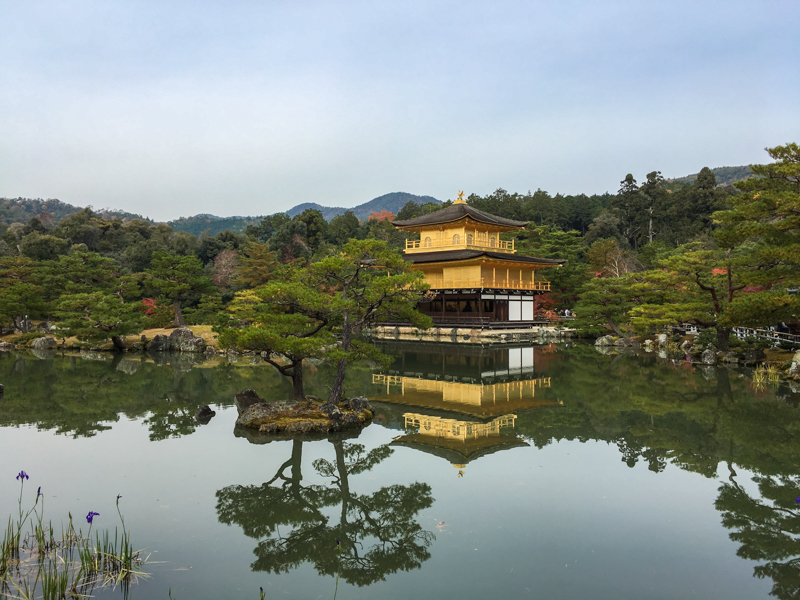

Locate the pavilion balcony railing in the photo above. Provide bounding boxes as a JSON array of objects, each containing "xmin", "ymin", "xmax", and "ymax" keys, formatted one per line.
[
  {"xmin": 424, "ymin": 277, "xmax": 550, "ymax": 291},
  {"xmin": 405, "ymin": 238, "xmax": 515, "ymax": 253}
]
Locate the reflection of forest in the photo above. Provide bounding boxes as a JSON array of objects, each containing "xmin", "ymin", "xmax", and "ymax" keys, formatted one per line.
[
  {"xmin": 4, "ymin": 343, "xmax": 800, "ymax": 597},
  {"xmin": 371, "ymin": 342, "xmax": 800, "ymax": 597},
  {"xmin": 216, "ymin": 436, "xmax": 435, "ymax": 586},
  {"xmin": 0, "ymin": 351, "xmax": 370, "ymax": 439}
]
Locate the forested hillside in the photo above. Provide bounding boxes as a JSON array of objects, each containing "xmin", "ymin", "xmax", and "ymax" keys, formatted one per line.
[
  {"xmin": 669, "ymin": 165, "xmax": 752, "ymax": 187},
  {"xmin": 0, "ymin": 197, "xmax": 149, "ymax": 226},
  {"xmin": 1, "ymin": 145, "xmax": 797, "ymax": 353}
]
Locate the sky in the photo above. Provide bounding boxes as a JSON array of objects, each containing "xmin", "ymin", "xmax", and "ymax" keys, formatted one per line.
[{"xmin": 1, "ymin": 1, "xmax": 798, "ymax": 221}]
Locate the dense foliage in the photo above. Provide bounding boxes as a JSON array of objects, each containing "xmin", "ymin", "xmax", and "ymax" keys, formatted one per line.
[{"xmin": 0, "ymin": 145, "xmax": 795, "ymax": 352}]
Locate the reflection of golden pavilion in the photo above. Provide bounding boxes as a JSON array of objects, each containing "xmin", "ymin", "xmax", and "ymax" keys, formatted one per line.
[
  {"xmin": 404, "ymin": 413, "xmax": 517, "ymax": 440},
  {"xmin": 394, "ymin": 413, "xmax": 528, "ymax": 470},
  {"xmin": 370, "ymin": 342, "xmax": 560, "ymax": 476},
  {"xmin": 372, "ymin": 374, "xmax": 553, "ymax": 419},
  {"xmin": 371, "ymin": 343, "xmax": 562, "ymax": 473}
]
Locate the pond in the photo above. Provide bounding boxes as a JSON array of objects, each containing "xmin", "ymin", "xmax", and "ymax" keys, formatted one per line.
[{"xmin": 1, "ymin": 342, "xmax": 799, "ymax": 600}]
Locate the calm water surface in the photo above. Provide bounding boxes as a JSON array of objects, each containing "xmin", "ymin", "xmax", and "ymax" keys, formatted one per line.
[{"xmin": 1, "ymin": 343, "xmax": 799, "ymax": 600}]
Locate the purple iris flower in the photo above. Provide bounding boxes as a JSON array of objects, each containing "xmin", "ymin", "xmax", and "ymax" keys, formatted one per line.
[
  {"xmin": 796, "ymin": 497, "xmax": 800, "ymax": 504},
  {"xmin": 86, "ymin": 511, "xmax": 100, "ymax": 524},
  {"xmin": 37, "ymin": 487, "xmax": 41, "ymax": 498},
  {"xmin": 16, "ymin": 471, "xmax": 29, "ymax": 481}
]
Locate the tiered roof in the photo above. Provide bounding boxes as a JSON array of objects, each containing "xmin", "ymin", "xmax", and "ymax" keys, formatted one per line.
[{"xmin": 392, "ymin": 203, "xmax": 527, "ymax": 230}]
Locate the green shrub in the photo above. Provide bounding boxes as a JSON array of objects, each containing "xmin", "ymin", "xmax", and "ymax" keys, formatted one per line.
[
  {"xmin": 12, "ymin": 331, "xmax": 45, "ymax": 345},
  {"xmin": 696, "ymin": 328, "xmax": 717, "ymax": 348}
]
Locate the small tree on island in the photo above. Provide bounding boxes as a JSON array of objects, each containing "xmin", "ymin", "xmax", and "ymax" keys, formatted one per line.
[
  {"xmin": 219, "ymin": 280, "xmax": 338, "ymax": 401},
  {"xmin": 308, "ymin": 239, "xmax": 431, "ymax": 404},
  {"xmin": 145, "ymin": 252, "xmax": 215, "ymax": 327},
  {"xmin": 219, "ymin": 239, "xmax": 430, "ymax": 403}
]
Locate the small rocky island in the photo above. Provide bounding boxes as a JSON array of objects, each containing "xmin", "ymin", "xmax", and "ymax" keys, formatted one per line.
[{"xmin": 234, "ymin": 389, "xmax": 374, "ymax": 435}]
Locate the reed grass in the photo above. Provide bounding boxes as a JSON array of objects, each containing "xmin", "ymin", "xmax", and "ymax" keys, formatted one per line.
[{"xmin": 0, "ymin": 475, "xmax": 145, "ymax": 599}]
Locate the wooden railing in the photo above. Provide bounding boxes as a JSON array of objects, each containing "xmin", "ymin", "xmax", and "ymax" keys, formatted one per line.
[
  {"xmin": 424, "ymin": 277, "xmax": 550, "ymax": 291},
  {"xmin": 405, "ymin": 238, "xmax": 515, "ymax": 253}
]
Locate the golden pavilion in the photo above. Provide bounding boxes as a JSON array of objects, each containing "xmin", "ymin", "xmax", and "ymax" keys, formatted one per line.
[{"xmin": 392, "ymin": 191, "xmax": 565, "ymax": 326}]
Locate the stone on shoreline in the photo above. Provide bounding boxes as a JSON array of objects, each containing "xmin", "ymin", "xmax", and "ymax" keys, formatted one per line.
[
  {"xmin": 30, "ymin": 337, "xmax": 57, "ymax": 351},
  {"xmin": 147, "ymin": 334, "xmax": 171, "ymax": 353},
  {"xmin": 701, "ymin": 348, "xmax": 717, "ymax": 365},
  {"xmin": 169, "ymin": 328, "xmax": 206, "ymax": 353},
  {"xmin": 595, "ymin": 335, "xmax": 614, "ymax": 346}
]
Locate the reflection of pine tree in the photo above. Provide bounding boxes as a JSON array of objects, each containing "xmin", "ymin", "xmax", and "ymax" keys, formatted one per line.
[
  {"xmin": 716, "ymin": 466, "xmax": 800, "ymax": 599},
  {"xmin": 215, "ymin": 438, "xmax": 435, "ymax": 586}
]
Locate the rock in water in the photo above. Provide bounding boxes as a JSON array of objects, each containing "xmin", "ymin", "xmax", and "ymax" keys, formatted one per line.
[
  {"xmin": 595, "ymin": 335, "xmax": 614, "ymax": 346},
  {"xmin": 196, "ymin": 405, "xmax": 216, "ymax": 423},
  {"xmin": 234, "ymin": 392, "xmax": 373, "ymax": 435},
  {"xmin": 342, "ymin": 397, "xmax": 371, "ymax": 413},
  {"xmin": 235, "ymin": 389, "xmax": 265, "ymax": 415},
  {"xmin": 657, "ymin": 334, "xmax": 668, "ymax": 346},
  {"xmin": 169, "ymin": 328, "xmax": 206, "ymax": 353},
  {"xmin": 148, "ymin": 335, "xmax": 171, "ymax": 353},
  {"xmin": 0, "ymin": 341, "xmax": 17, "ymax": 351},
  {"xmin": 30, "ymin": 337, "xmax": 57, "ymax": 351}
]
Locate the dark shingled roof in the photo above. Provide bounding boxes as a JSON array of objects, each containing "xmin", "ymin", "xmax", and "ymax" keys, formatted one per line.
[
  {"xmin": 392, "ymin": 203, "xmax": 527, "ymax": 228},
  {"xmin": 402, "ymin": 249, "xmax": 565, "ymax": 265}
]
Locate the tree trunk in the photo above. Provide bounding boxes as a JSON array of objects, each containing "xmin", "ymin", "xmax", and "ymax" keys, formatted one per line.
[
  {"xmin": 606, "ymin": 314, "xmax": 624, "ymax": 337},
  {"xmin": 291, "ymin": 360, "xmax": 305, "ymax": 401},
  {"xmin": 716, "ymin": 327, "xmax": 731, "ymax": 351},
  {"xmin": 173, "ymin": 299, "xmax": 185, "ymax": 327},
  {"xmin": 327, "ymin": 358, "xmax": 347, "ymax": 405},
  {"xmin": 110, "ymin": 335, "xmax": 127, "ymax": 352},
  {"xmin": 327, "ymin": 302, "xmax": 350, "ymax": 405}
]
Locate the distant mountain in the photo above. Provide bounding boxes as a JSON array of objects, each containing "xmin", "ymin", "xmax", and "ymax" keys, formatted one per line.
[
  {"xmin": 669, "ymin": 165, "xmax": 753, "ymax": 187},
  {"xmin": 165, "ymin": 192, "xmax": 441, "ymax": 236},
  {"xmin": 285, "ymin": 203, "xmax": 342, "ymax": 220},
  {"xmin": 286, "ymin": 192, "xmax": 441, "ymax": 221}
]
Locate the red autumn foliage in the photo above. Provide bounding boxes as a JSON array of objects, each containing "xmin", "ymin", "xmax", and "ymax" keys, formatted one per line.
[
  {"xmin": 141, "ymin": 298, "xmax": 158, "ymax": 316},
  {"xmin": 368, "ymin": 210, "xmax": 395, "ymax": 222}
]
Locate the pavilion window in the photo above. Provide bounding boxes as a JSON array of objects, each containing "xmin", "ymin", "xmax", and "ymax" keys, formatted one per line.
[
  {"xmin": 452, "ymin": 234, "xmax": 460, "ymax": 245},
  {"xmin": 467, "ymin": 233, "xmax": 474, "ymax": 245},
  {"xmin": 424, "ymin": 237, "xmax": 432, "ymax": 247},
  {"xmin": 490, "ymin": 236, "xmax": 496, "ymax": 247}
]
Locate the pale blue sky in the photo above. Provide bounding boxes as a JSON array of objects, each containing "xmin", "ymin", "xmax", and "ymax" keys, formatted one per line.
[{"xmin": 1, "ymin": 1, "xmax": 798, "ymax": 221}]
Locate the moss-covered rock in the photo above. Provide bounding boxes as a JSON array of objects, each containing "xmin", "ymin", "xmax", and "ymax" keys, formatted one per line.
[{"xmin": 234, "ymin": 392, "xmax": 373, "ymax": 436}]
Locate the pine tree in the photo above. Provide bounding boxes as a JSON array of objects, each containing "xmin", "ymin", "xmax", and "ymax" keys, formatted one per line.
[{"xmin": 145, "ymin": 252, "xmax": 215, "ymax": 326}]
